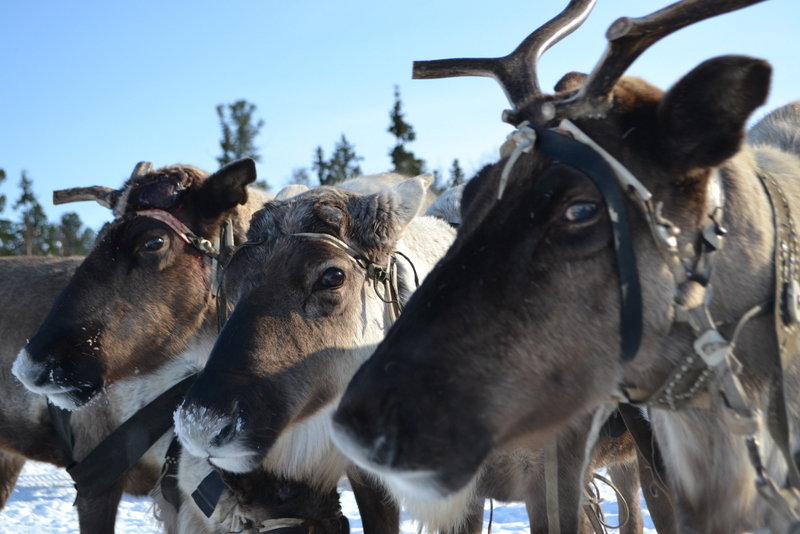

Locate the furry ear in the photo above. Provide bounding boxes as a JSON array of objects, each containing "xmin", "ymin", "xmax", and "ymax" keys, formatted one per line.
[
  {"xmin": 380, "ymin": 175, "xmax": 429, "ymax": 230},
  {"xmin": 658, "ymin": 55, "xmax": 771, "ymax": 170},
  {"xmin": 554, "ymin": 72, "xmax": 587, "ymax": 93},
  {"xmin": 348, "ymin": 176, "xmax": 429, "ymax": 250},
  {"xmin": 196, "ymin": 158, "xmax": 257, "ymax": 218}
]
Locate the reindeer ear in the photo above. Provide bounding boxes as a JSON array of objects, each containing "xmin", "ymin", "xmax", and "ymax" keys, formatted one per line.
[
  {"xmin": 381, "ymin": 175, "xmax": 428, "ymax": 230},
  {"xmin": 658, "ymin": 55, "xmax": 771, "ymax": 170},
  {"xmin": 554, "ymin": 71, "xmax": 587, "ymax": 93},
  {"xmin": 349, "ymin": 176, "xmax": 429, "ymax": 249},
  {"xmin": 196, "ymin": 158, "xmax": 257, "ymax": 217}
]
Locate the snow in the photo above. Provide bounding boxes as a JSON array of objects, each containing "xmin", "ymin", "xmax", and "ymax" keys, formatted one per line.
[{"xmin": 1, "ymin": 461, "xmax": 658, "ymax": 533}]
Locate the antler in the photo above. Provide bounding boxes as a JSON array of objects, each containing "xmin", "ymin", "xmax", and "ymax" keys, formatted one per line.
[
  {"xmin": 129, "ymin": 161, "xmax": 154, "ymax": 178},
  {"xmin": 53, "ymin": 186, "xmax": 119, "ymax": 208},
  {"xmin": 554, "ymin": 0, "xmax": 769, "ymax": 119},
  {"xmin": 52, "ymin": 161, "xmax": 154, "ymax": 209},
  {"xmin": 413, "ymin": 0, "xmax": 596, "ymax": 114}
]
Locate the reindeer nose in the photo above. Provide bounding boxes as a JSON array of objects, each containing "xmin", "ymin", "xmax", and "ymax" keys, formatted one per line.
[
  {"xmin": 174, "ymin": 398, "xmax": 248, "ymax": 460},
  {"xmin": 12, "ymin": 348, "xmax": 56, "ymax": 391},
  {"xmin": 334, "ymin": 392, "xmax": 403, "ymax": 468},
  {"xmin": 210, "ymin": 416, "xmax": 241, "ymax": 448},
  {"xmin": 34, "ymin": 361, "xmax": 69, "ymax": 387}
]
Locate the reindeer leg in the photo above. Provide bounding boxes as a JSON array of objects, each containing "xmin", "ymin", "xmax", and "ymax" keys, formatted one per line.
[
  {"xmin": 347, "ymin": 466, "xmax": 400, "ymax": 534},
  {"xmin": 527, "ymin": 422, "xmax": 594, "ymax": 534},
  {"xmin": 0, "ymin": 451, "xmax": 25, "ymax": 508},
  {"xmin": 606, "ymin": 459, "xmax": 643, "ymax": 534},
  {"xmin": 443, "ymin": 497, "xmax": 484, "ymax": 534},
  {"xmin": 76, "ymin": 481, "xmax": 124, "ymax": 534}
]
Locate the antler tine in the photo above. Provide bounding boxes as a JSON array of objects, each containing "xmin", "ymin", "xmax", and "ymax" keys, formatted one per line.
[
  {"xmin": 131, "ymin": 161, "xmax": 154, "ymax": 178},
  {"xmin": 557, "ymin": 0, "xmax": 768, "ymax": 119},
  {"xmin": 413, "ymin": 0, "xmax": 596, "ymax": 111},
  {"xmin": 53, "ymin": 186, "xmax": 118, "ymax": 209}
]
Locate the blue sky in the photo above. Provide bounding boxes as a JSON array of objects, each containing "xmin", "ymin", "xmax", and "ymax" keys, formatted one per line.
[{"xmin": 1, "ymin": 0, "xmax": 797, "ymax": 231}]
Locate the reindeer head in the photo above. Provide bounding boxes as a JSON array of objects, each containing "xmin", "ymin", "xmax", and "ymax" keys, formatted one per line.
[
  {"xmin": 13, "ymin": 159, "xmax": 257, "ymax": 409},
  {"xmin": 332, "ymin": 0, "xmax": 771, "ymax": 498}
]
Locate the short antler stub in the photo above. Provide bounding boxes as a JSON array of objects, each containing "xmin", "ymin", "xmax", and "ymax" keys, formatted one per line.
[
  {"xmin": 52, "ymin": 160, "xmax": 154, "ymax": 209},
  {"xmin": 53, "ymin": 186, "xmax": 119, "ymax": 208}
]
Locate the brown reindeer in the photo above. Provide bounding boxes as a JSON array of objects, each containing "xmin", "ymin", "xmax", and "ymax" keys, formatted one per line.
[
  {"xmin": 332, "ymin": 0, "xmax": 800, "ymax": 532},
  {"xmin": 0, "ymin": 255, "xmax": 173, "ymax": 533},
  {"xmin": 13, "ymin": 161, "xmax": 408, "ymax": 534}
]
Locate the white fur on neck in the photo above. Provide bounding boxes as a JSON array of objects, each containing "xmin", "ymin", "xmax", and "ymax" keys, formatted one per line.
[
  {"xmin": 110, "ymin": 335, "xmax": 215, "ymax": 422},
  {"xmin": 262, "ymin": 403, "xmax": 349, "ymax": 491}
]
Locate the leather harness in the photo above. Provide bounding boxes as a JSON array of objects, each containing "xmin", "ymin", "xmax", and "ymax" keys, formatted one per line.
[{"xmin": 500, "ymin": 118, "xmax": 800, "ymax": 530}]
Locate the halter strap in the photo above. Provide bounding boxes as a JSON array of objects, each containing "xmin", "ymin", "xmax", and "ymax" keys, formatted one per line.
[
  {"xmin": 290, "ymin": 232, "xmax": 410, "ymax": 323},
  {"xmin": 134, "ymin": 209, "xmax": 232, "ymax": 299},
  {"xmin": 135, "ymin": 209, "xmax": 222, "ymax": 256},
  {"xmin": 502, "ymin": 121, "xmax": 643, "ymax": 361}
]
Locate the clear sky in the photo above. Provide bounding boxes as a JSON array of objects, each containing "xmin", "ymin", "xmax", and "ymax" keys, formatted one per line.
[{"xmin": 1, "ymin": 0, "xmax": 797, "ymax": 231}]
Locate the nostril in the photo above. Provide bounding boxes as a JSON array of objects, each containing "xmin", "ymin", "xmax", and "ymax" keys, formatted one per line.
[
  {"xmin": 12, "ymin": 349, "xmax": 66, "ymax": 394},
  {"xmin": 32, "ymin": 366, "xmax": 52, "ymax": 387},
  {"xmin": 209, "ymin": 404, "xmax": 245, "ymax": 449},
  {"xmin": 369, "ymin": 433, "xmax": 398, "ymax": 467},
  {"xmin": 211, "ymin": 419, "xmax": 239, "ymax": 447},
  {"xmin": 338, "ymin": 393, "xmax": 403, "ymax": 468}
]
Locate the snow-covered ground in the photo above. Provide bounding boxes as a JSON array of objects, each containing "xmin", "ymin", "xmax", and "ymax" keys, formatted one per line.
[{"xmin": 0, "ymin": 461, "xmax": 657, "ymax": 533}]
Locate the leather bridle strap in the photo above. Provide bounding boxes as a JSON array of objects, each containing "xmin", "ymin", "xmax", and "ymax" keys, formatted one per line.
[
  {"xmin": 525, "ymin": 124, "xmax": 643, "ymax": 361},
  {"xmin": 135, "ymin": 209, "xmax": 220, "ymax": 256},
  {"xmin": 66, "ymin": 374, "xmax": 196, "ymax": 499},
  {"xmin": 135, "ymin": 209, "xmax": 227, "ymax": 298}
]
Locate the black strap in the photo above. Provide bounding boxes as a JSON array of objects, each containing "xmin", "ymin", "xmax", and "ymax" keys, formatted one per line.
[
  {"xmin": 617, "ymin": 404, "xmax": 670, "ymax": 495},
  {"xmin": 192, "ymin": 470, "xmax": 227, "ymax": 518},
  {"xmin": 47, "ymin": 401, "xmax": 76, "ymax": 465},
  {"xmin": 532, "ymin": 125, "xmax": 643, "ymax": 361},
  {"xmin": 67, "ymin": 374, "xmax": 196, "ymax": 499}
]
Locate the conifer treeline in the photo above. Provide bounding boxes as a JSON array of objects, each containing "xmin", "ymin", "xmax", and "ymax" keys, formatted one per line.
[
  {"xmin": 221, "ymin": 86, "xmax": 466, "ymax": 194},
  {"xmin": 0, "ymin": 169, "xmax": 95, "ymax": 256},
  {"xmin": 2, "ymin": 86, "xmax": 464, "ymax": 257}
]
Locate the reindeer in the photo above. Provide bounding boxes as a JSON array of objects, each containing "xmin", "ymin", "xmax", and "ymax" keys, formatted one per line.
[
  {"xmin": 12, "ymin": 161, "xmax": 417, "ymax": 534},
  {"xmin": 0, "ymin": 256, "xmax": 140, "ymax": 533},
  {"xmin": 0, "ymin": 164, "xmax": 251, "ymax": 533},
  {"xmin": 331, "ymin": 0, "xmax": 800, "ymax": 532}
]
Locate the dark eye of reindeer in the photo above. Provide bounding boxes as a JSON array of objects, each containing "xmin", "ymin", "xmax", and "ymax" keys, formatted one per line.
[
  {"xmin": 142, "ymin": 236, "xmax": 165, "ymax": 252},
  {"xmin": 560, "ymin": 201, "xmax": 599, "ymax": 225},
  {"xmin": 316, "ymin": 267, "xmax": 346, "ymax": 290}
]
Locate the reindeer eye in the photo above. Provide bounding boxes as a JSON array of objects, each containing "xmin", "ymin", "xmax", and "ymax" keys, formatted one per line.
[
  {"xmin": 315, "ymin": 267, "xmax": 345, "ymax": 290},
  {"xmin": 143, "ymin": 236, "xmax": 165, "ymax": 252},
  {"xmin": 560, "ymin": 201, "xmax": 599, "ymax": 224}
]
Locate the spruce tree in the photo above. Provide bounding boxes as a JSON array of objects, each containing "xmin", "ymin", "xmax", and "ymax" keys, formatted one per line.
[
  {"xmin": 57, "ymin": 212, "xmax": 95, "ymax": 256},
  {"xmin": 387, "ymin": 86, "xmax": 425, "ymax": 176},
  {"xmin": 216, "ymin": 100, "xmax": 265, "ymax": 164},
  {"xmin": 448, "ymin": 158, "xmax": 466, "ymax": 187},
  {"xmin": 13, "ymin": 171, "xmax": 50, "ymax": 255},
  {"xmin": 312, "ymin": 135, "xmax": 363, "ymax": 186},
  {"xmin": 0, "ymin": 169, "xmax": 14, "ymax": 255},
  {"xmin": 0, "ymin": 168, "xmax": 6, "ymax": 213}
]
